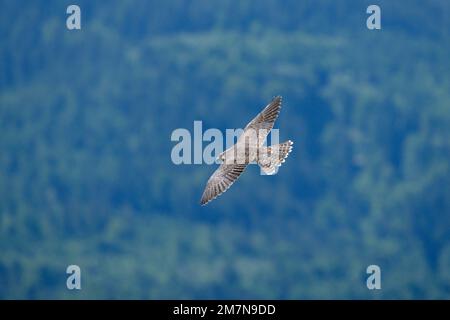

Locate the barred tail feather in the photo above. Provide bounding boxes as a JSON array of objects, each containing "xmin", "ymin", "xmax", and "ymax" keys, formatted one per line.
[{"xmin": 258, "ymin": 140, "xmax": 293, "ymax": 175}]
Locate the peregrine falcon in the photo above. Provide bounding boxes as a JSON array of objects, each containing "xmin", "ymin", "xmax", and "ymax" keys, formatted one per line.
[{"xmin": 200, "ymin": 96, "xmax": 293, "ymax": 205}]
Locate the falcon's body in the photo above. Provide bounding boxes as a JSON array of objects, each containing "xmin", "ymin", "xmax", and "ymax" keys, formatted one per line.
[
  {"xmin": 200, "ymin": 96, "xmax": 293, "ymax": 205},
  {"xmin": 218, "ymin": 141, "xmax": 258, "ymax": 165}
]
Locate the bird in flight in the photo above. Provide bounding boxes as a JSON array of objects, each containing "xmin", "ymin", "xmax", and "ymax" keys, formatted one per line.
[{"xmin": 200, "ymin": 96, "xmax": 293, "ymax": 205}]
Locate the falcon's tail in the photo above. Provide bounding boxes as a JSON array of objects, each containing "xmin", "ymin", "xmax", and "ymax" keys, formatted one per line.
[{"xmin": 258, "ymin": 140, "xmax": 293, "ymax": 175}]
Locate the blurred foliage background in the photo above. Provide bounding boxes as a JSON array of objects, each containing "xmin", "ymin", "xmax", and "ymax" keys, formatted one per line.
[{"xmin": 0, "ymin": 0, "xmax": 449, "ymax": 299}]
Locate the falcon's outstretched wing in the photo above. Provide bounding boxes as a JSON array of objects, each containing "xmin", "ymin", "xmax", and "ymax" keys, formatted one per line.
[
  {"xmin": 238, "ymin": 96, "xmax": 282, "ymax": 147},
  {"xmin": 200, "ymin": 163, "xmax": 248, "ymax": 205}
]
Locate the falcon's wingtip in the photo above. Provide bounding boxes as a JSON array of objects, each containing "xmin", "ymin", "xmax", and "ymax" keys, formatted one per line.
[
  {"xmin": 200, "ymin": 195, "xmax": 208, "ymax": 206},
  {"xmin": 200, "ymin": 193, "xmax": 214, "ymax": 206},
  {"xmin": 273, "ymin": 95, "xmax": 282, "ymax": 103}
]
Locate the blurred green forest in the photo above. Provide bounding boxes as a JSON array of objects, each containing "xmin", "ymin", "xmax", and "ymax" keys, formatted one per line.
[{"xmin": 0, "ymin": 0, "xmax": 449, "ymax": 298}]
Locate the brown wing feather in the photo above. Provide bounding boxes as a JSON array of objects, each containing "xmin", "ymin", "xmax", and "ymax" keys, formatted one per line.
[
  {"xmin": 244, "ymin": 96, "xmax": 282, "ymax": 132},
  {"xmin": 200, "ymin": 163, "xmax": 248, "ymax": 205},
  {"xmin": 239, "ymin": 96, "xmax": 282, "ymax": 147}
]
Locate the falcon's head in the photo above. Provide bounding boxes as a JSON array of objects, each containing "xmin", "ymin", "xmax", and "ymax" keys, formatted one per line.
[{"xmin": 217, "ymin": 152, "xmax": 225, "ymax": 163}]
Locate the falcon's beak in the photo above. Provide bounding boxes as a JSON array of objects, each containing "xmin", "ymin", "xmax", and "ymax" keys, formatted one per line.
[{"xmin": 216, "ymin": 153, "xmax": 225, "ymax": 164}]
